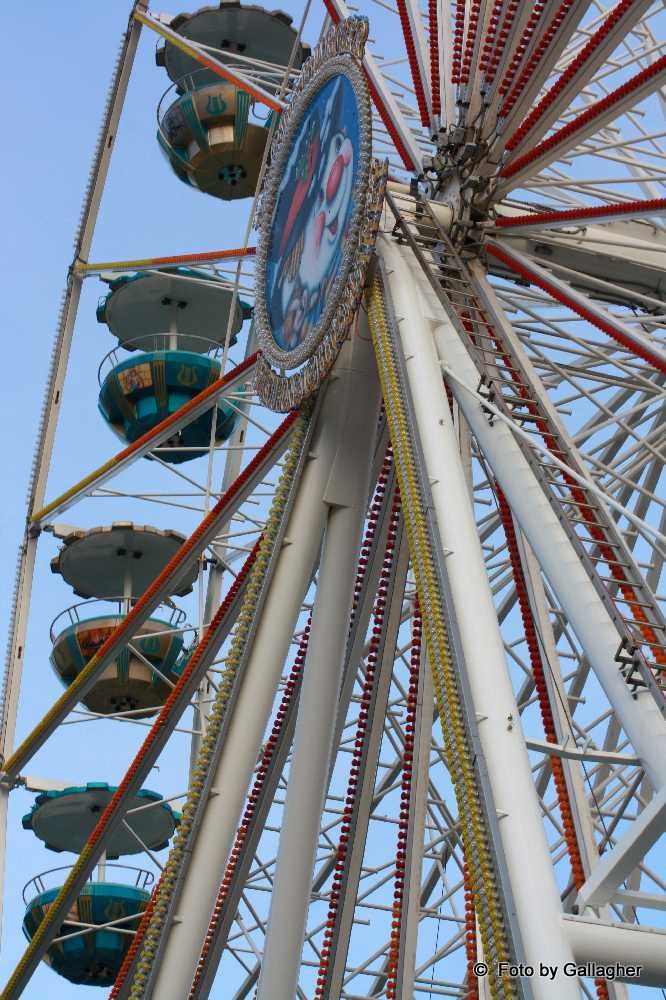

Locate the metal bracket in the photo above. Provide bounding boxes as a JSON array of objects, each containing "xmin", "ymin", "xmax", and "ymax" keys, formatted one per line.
[
  {"xmin": 615, "ymin": 636, "xmax": 648, "ymax": 696},
  {"xmin": 477, "ymin": 375, "xmax": 497, "ymax": 425}
]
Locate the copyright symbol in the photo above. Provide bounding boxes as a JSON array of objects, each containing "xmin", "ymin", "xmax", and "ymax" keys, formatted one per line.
[{"xmin": 474, "ymin": 962, "xmax": 488, "ymax": 977}]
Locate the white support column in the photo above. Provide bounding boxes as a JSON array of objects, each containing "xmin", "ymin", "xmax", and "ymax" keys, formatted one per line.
[
  {"xmin": 150, "ymin": 330, "xmax": 379, "ymax": 1000},
  {"xmin": 256, "ymin": 324, "xmax": 381, "ymax": 1000},
  {"xmin": 564, "ymin": 915, "xmax": 666, "ymax": 987},
  {"xmin": 378, "ymin": 235, "xmax": 578, "ymax": 997},
  {"xmin": 327, "ymin": 539, "xmax": 410, "ymax": 999},
  {"xmin": 377, "ymin": 239, "xmax": 666, "ymax": 792}
]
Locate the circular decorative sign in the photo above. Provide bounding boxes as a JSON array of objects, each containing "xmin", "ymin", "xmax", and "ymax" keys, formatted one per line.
[
  {"xmin": 254, "ymin": 17, "xmax": 387, "ymax": 411},
  {"xmin": 264, "ymin": 72, "xmax": 362, "ymax": 360}
]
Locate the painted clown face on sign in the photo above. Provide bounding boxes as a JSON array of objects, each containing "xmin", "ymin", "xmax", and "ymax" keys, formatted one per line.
[
  {"xmin": 301, "ymin": 131, "xmax": 354, "ymax": 287},
  {"xmin": 265, "ymin": 74, "xmax": 361, "ymax": 354}
]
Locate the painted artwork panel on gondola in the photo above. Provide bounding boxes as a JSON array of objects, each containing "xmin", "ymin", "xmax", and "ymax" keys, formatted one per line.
[{"xmin": 265, "ymin": 74, "xmax": 360, "ymax": 353}]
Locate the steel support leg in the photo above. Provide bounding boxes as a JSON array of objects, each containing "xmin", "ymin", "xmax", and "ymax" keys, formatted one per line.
[
  {"xmin": 148, "ymin": 330, "xmax": 379, "ymax": 999},
  {"xmin": 256, "ymin": 325, "xmax": 381, "ymax": 1000},
  {"xmin": 326, "ymin": 536, "xmax": 410, "ymax": 999},
  {"xmin": 564, "ymin": 915, "xmax": 666, "ymax": 987},
  {"xmin": 379, "ymin": 234, "xmax": 578, "ymax": 996}
]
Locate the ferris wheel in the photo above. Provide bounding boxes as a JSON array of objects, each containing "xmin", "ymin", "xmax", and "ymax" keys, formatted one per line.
[{"xmin": 2, "ymin": 0, "xmax": 666, "ymax": 997}]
